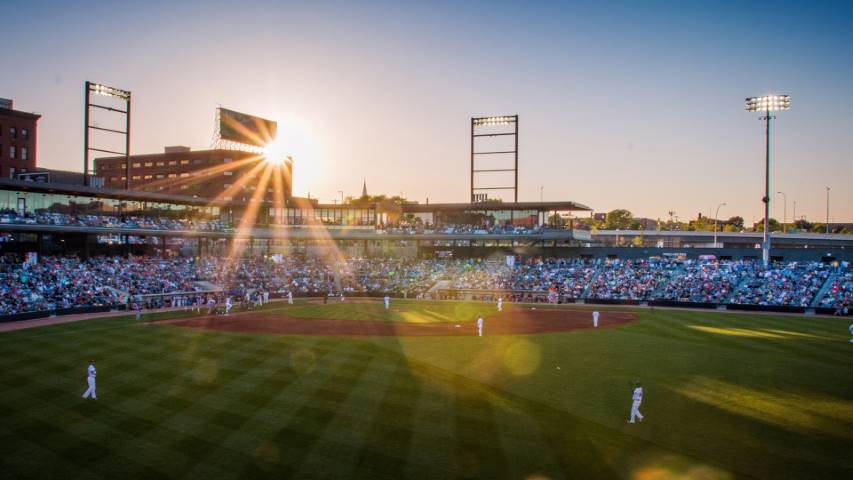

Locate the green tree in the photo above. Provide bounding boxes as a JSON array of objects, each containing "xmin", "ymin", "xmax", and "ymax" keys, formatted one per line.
[
  {"xmin": 727, "ymin": 216, "xmax": 744, "ymax": 229},
  {"xmin": 604, "ymin": 209, "xmax": 634, "ymax": 230}
]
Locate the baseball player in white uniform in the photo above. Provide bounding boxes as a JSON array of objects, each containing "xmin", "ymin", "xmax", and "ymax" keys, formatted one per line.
[
  {"xmin": 384, "ymin": 296, "xmax": 390, "ymax": 310},
  {"xmin": 225, "ymin": 297, "xmax": 233, "ymax": 314},
  {"xmin": 497, "ymin": 297, "xmax": 503, "ymax": 312},
  {"xmin": 287, "ymin": 291, "xmax": 293, "ymax": 305},
  {"xmin": 82, "ymin": 361, "xmax": 97, "ymax": 400},
  {"xmin": 629, "ymin": 382, "xmax": 644, "ymax": 423},
  {"xmin": 477, "ymin": 317, "xmax": 484, "ymax": 337},
  {"xmin": 593, "ymin": 310, "xmax": 600, "ymax": 328},
  {"xmin": 849, "ymin": 323, "xmax": 853, "ymax": 342}
]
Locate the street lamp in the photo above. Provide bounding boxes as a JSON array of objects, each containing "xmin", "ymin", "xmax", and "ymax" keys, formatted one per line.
[
  {"xmin": 776, "ymin": 191, "xmax": 787, "ymax": 233},
  {"xmin": 713, "ymin": 202, "xmax": 727, "ymax": 247},
  {"xmin": 746, "ymin": 94, "xmax": 790, "ymax": 265}
]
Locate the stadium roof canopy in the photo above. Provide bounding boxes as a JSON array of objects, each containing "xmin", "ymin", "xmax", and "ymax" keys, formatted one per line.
[{"xmin": 400, "ymin": 201, "xmax": 591, "ymax": 213}]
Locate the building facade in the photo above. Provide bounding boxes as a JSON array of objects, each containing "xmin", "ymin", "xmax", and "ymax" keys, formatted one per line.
[
  {"xmin": 0, "ymin": 98, "xmax": 40, "ymax": 180},
  {"xmin": 94, "ymin": 147, "xmax": 292, "ymax": 203}
]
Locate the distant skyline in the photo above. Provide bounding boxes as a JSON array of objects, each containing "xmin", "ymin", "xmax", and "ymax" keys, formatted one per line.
[{"xmin": 3, "ymin": 0, "xmax": 852, "ymax": 222}]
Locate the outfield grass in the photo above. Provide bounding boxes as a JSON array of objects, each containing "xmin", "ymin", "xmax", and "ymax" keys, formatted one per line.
[{"xmin": 0, "ymin": 302, "xmax": 851, "ymax": 479}]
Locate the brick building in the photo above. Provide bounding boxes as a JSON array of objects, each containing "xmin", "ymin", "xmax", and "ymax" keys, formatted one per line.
[
  {"xmin": 0, "ymin": 98, "xmax": 40, "ymax": 179},
  {"xmin": 94, "ymin": 146, "xmax": 292, "ymax": 203}
]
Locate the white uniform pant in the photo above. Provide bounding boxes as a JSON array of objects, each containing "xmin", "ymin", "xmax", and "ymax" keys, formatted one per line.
[
  {"xmin": 478, "ymin": 326, "xmax": 483, "ymax": 337},
  {"xmin": 498, "ymin": 304, "xmax": 502, "ymax": 312},
  {"xmin": 630, "ymin": 400, "xmax": 643, "ymax": 422},
  {"xmin": 593, "ymin": 317, "xmax": 599, "ymax": 327},
  {"xmin": 385, "ymin": 301, "xmax": 389, "ymax": 310},
  {"xmin": 82, "ymin": 377, "xmax": 97, "ymax": 400}
]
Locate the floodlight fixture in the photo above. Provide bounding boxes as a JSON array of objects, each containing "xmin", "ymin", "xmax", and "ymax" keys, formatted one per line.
[
  {"xmin": 745, "ymin": 94, "xmax": 790, "ymax": 266},
  {"xmin": 472, "ymin": 115, "xmax": 517, "ymax": 127},
  {"xmin": 89, "ymin": 83, "xmax": 131, "ymax": 100},
  {"xmin": 745, "ymin": 95, "xmax": 790, "ymax": 113}
]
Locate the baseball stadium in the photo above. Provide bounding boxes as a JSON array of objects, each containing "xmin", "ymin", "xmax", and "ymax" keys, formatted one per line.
[{"xmin": 3, "ymin": 3, "xmax": 853, "ymax": 480}]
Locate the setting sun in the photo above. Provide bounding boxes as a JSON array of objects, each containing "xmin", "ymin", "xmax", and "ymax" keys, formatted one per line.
[{"xmin": 263, "ymin": 140, "xmax": 287, "ymax": 165}]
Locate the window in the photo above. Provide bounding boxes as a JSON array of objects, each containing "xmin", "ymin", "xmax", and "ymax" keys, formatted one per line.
[
  {"xmin": 9, "ymin": 167, "xmax": 16, "ymax": 179},
  {"xmin": 144, "ymin": 174, "xmax": 153, "ymax": 180},
  {"xmin": 223, "ymin": 171, "xmax": 233, "ymax": 176},
  {"xmin": 144, "ymin": 162, "xmax": 153, "ymax": 167},
  {"xmin": 22, "ymin": 129, "xmax": 28, "ymax": 140},
  {"xmin": 132, "ymin": 162, "xmax": 141, "ymax": 168},
  {"xmin": 180, "ymin": 185, "xmax": 189, "ymax": 190},
  {"xmin": 224, "ymin": 158, "xmax": 232, "ymax": 163},
  {"xmin": 9, "ymin": 146, "xmax": 15, "ymax": 159},
  {"xmin": 110, "ymin": 177, "xmax": 118, "ymax": 181},
  {"xmin": 156, "ymin": 174, "xmax": 165, "ymax": 179},
  {"xmin": 168, "ymin": 160, "xmax": 177, "ymax": 166},
  {"xmin": 179, "ymin": 173, "xmax": 189, "ymax": 178},
  {"xmin": 223, "ymin": 183, "xmax": 232, "ymax": 189},
  {"xmin": 156, "ymin": 161, "xmax": 164, "ymax": 166},
  {"xmin": 10, "ymin": 127, "xmax": 16, "ymax": 139},
  {"xmin": 192, "ymin": 159, "xmax": 204, "ymax": 165},
  {"xmin": 21, "ymin": 147, "xmax": 27, "ymax": 161},
  {"xmin": 132, "ymin": 175, "xmax": 141, "ymax": 180},
  {"xmin": 180, "ymin": 160, "xmax": 190, "ymax": 165},
  {"xmin": 120, "ymin": 176, "xmax": 127, "ymax": 181},
  {"xmin": 167, "ymin": 173, "xmax": 177, "ymax": 178}
]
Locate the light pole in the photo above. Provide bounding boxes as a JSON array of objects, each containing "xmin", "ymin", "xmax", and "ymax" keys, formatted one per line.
[
  {"xmin": 792, "ymin": 200, "xmax": 797, "ymax": 230},
  {"xmin": 826, "ymin": 186, "xmax": 831, "ymax": 234},
  {"xmin": 713, "ymin": 202, "xmax": 727, "ymax": 247},
  {"xmin": 776, "ymin": 191, "xmax": 787, "ymax": 233},
  {"xmin": 746, "ymin": 94, "xmax": 790, "ymax": 266},
  {"xmin": 338, "ymin": 190, "xmax": 344, "ymax": 205},
  {"xmin": 540, "ymin": 186, "xmax": 544, "ymax": 202}
]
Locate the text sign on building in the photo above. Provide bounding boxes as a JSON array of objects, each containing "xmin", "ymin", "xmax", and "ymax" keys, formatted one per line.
[{"xmin": 218, "ymin": 108, "xmax": 277, "ymax": 148}]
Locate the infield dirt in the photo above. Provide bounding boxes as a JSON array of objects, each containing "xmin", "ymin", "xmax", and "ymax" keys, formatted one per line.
[{"xmin": 163, "ymin": 307, "xmax": 637, "ymax": 337}]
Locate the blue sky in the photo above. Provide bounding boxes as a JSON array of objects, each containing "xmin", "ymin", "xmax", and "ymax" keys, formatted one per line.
[{"xmin": 3, "ymin": 0, "xmax": 852, "ymax": 222}]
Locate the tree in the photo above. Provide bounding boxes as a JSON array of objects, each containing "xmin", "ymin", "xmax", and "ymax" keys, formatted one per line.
[
  {"xmin": 755, "ymin": 218, "xmax": 781, "ymax": 232},
  {"xmin": 604, "ymin": 209, "xmax": 634, "ymax": 230},
  {"xmin": 727, "ymin": 216, "xmax": 744, "ymax": 230}
]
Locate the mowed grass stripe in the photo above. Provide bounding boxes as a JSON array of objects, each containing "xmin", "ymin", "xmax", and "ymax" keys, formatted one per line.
[
  {"xmin": 294, "ymin": 355, "xmax": 400, "ymax": 479},
  {"xmin": 350, "ymin": 357, "xmax": 423, "ymax": 479},
  {"xmin": 241, "ymin": 343, "xmax": 376, "ymax": 478}
]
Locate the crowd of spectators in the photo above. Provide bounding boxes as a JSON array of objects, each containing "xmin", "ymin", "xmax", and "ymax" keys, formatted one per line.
[{"xmin": 0, "ymin": 255, "xmax": 850, "ymax": 315}]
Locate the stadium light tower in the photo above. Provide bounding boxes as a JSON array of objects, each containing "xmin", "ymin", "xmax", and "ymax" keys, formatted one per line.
[
  {"xmin": 745, "ymin": 94, "xmax": 790, "ymax": 266},
  {"xmin": 84, "ymin": 81, "xmax": 131, "ymax": 188}
]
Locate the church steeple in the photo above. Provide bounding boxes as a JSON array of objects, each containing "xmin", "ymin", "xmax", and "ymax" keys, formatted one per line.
[{"xmin": 362, "ymin": 178, "xmax": 368, "ymax": 198}]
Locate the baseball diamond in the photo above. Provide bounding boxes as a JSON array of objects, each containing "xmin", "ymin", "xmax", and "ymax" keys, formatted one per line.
[{"xmin": 1, "ymin": 300, "xmax": 852, "ymax": 479}]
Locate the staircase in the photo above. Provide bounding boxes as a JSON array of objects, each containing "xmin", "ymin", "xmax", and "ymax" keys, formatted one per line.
[{"xmin": 810, "ymin": 272, "xmax": 838, "ymax": 308}]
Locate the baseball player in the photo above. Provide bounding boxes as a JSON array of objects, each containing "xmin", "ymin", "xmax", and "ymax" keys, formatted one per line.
[
  {"xmin": 477, "ymin": 317, "xmax": 484, "ymax": 337},
  {"xmin": 384, "ymin": 295, "xmax": 390, "ymax": 310},
  {"xmin": 849, "ymin": 323, "xmax": 853, "ymax": 342},
  {"xmin": 225, "ymin": 297, "xmax": 233, "ymax": 314},
  {"xmin": 593, "ymin": 310, "xmax": 600, "ymax": 328},
  {"xmin": 82, "ymin": 360, "xmax": 97, "ymax": 400},
  {"xmin": 497, "ymin": 297, "xmax": 503, "ymax": 312},
  {"xmin": 287, "ymin": 291, "xmax": 293, "ymax": 305},
  {"xmin": 263, "ymin": 290, "xmax": 269, "ymax": 304},
  {"xmin": 629, "ymin": 382, "xmax": 644, "ymax": 423}
]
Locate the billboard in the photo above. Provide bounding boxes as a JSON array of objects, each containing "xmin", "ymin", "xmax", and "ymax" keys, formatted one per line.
[{"xmin": 218, "ymin": 108, "xmax": 277, "ymax": 148}]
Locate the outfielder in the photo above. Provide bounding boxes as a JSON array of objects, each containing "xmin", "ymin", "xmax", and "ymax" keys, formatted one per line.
[
  {"xmin": 477, "ymin": 317, "xmax": 484, "ymax": 337},
  {"xmin": 849, "ymin": 323, "xmax": 853, "ymax": 342},
  {"xmin": 384, "ymin": 295, "xmax": 390, "ymax": 310},
  {"xmin": 287, "ymin": 291, "xmax": 293, "ymax": 305},
  {"xmin": 593, "ymin": 310, "xmax": 600, "ymax": 328},
  {"xmin": 629, "ymin": 382, "xmax": 644, "ymax": 423},
  {"xmin": 225, "ymin": 297, "xmax": 233, "ymax": 314},
  {"xmin": 82, "ymin": 360, "xmax": 97, "ymax": 400},
  {"xmin": 497, "ymin": 297, "xmax": 503, "ymax": 312}
]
